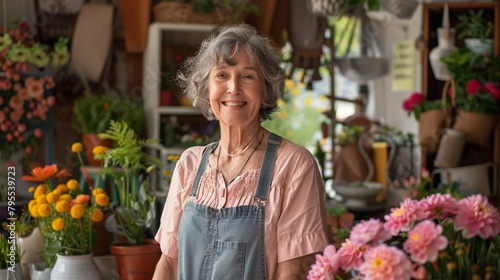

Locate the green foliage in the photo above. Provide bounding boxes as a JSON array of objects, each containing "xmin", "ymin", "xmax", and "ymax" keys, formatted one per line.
[
  {"xmin": 456, "ymin": 9, "xmax": 494, "ymax": 41},
  {"xmin": 0, "ymin": 235, "xmax": 19, "ymax": 269},
  {"xmin": 99, "ymin": 121, "xmax": 161, "ymax": 245},
  {"xmin": 182, "ymin": 0, "xmax": 259, "ymax": 24},
  {"xmin": 335, "ymin": 125, "xmax": 364, "ymax": 147}
]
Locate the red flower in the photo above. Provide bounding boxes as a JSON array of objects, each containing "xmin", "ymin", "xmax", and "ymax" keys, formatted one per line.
[
  {"xmin": 409, "ymin": 92, "xmax": 424, "ymax": 106},
  {"xmin": 465, "ymin": 79, "xmax": 482, "ymax": 95},
  {"xmin": 402, "ymin": 99, "xmax": 413, "ymax": 112},
  {"xmin": 483, "ymin": 82, "xmax": 500, "ymax": 101}
]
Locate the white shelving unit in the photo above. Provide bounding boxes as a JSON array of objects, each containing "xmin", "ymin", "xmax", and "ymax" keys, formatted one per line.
[{"xmin": 142, "ymin": 22, "xmax": 216, "ymax": 193}]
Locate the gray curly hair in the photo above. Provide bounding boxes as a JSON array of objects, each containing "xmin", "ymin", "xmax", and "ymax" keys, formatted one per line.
[{"xmin": 176, "ymin": 24, "xmax": 286, "ymax": 121}]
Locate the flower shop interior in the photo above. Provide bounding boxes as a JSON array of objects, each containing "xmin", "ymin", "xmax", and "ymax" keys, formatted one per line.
[{"xmin": 2, "ymin": 0, "xmax": 500, "ymax": 279}]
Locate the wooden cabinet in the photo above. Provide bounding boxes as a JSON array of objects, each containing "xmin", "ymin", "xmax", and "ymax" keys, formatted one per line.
[{"xmin": 421, "ymin": 2, "xmax": 500, "ymax": 202}]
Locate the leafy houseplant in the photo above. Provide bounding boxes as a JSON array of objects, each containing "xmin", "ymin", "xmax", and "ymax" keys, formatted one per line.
[
  {"xmin": 308, "ymin": 193, "xmax": 500, "ymax": 279},
  {"xmin": 456, "ymin": 9, "xmax": 494, "ymax": 56},
  {"xmin": 23, "ymin": 144, "xmax": 110, "ymax": 268},
  {"xmin": 98, "ymin": 120, "xmax": 161, "ymax": 246},
  {"xmin": 402, "ymin": 92, "xmax": 444, "ymax": 121}
]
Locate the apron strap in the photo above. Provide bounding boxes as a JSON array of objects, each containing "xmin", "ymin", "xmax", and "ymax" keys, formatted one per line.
[
  {"xmin": 190, "ymin": 142, "xmax": 218, "ymax": 196},
  {"xmin": 254, "ymin": 133, "xmax": 282, "ymax": 205}
]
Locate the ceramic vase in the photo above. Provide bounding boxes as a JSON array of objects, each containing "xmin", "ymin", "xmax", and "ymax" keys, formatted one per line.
[
  {"xmin": 18, "ymin": 227, "xmax": 44, "ymax": 280},
  {"xmin": 50, "ymin": 254, "xmax": 100, "ymax": 280},
  {"xmin": 29, "ymin": 263, "xmax": 51, "ymax": 280},
  {"xmin": 429, "ymin": 27, "xmax": 457, "ymax": 81}
]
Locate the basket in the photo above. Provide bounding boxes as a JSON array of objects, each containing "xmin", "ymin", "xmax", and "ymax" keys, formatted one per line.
[{"xmin": 153, "ymin": 1, "xmax": 231, "ymax": 24}]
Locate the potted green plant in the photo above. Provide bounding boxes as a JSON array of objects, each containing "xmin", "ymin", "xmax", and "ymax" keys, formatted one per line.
[
  {"xmin": 0, "ymin": 234, "xmax": 22, "ymax": 280},
  {"xmin": 97, "ymin": 120, "xmax": 162, "ymax": 280},
  {"xmin": 456, "ymin": 9, "xmax": 494, "ymax": 56}
]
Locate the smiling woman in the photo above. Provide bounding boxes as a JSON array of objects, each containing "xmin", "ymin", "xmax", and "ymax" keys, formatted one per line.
[{"xmin": 153, "ymin": 24, "xmax": 328, "ymax": 280}]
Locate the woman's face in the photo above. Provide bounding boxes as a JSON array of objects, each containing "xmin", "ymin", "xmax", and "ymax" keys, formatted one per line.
[{"xmin": 207, "ymin": 49, "xmax": 265, "ymax": 128}]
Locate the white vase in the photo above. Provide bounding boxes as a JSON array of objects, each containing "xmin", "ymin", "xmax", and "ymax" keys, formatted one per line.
[
  {"xmin": 0, "ymin": 263, "xmax": 23, "ymax": 280},
  {"xmin": 429, "ymin": 27, "xmax": 457, "ymax": 81},
  {"xmin": 50, "ymin": 254, "xmax": 100, "ymax": 280},
  {"xmin": 29, "ymin": 263, "xmax": 51, "ymax": 280},
  {"xmin": 464, "ymin": 38, "xmax": 494, "ymax": 56},
  {"xmin": 18, "ymin": 228, "xmax": 44, "ymax": 280}
]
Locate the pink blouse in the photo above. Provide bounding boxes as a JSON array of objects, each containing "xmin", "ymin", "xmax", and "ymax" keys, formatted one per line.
[{"xmin": 155, "ymin": 138, "xmax": 328, "ymax": 279}]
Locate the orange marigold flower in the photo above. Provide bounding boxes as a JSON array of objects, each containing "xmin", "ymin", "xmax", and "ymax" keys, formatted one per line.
[
  {"xmin": 92, "ymin": 145, "xmax": 109, "ymax": 155},
  {"xmin": 29, "ymin": 204, "xmax": 40, "ymax": 218},
  {"xmin": 67, "ymin": 179, "xmax": 80, "ymax": 190},
  {"xmin": 58, "ymin": 194, "xmax": 73, "ymax": 204},
  {"xmin": 70, "ymin": 204, "xmax": 85, "ymax": 219},
  {"xmin": 92, "ymin": 188, "xmax": 106, "ymax": 197},
  {"xmin": 71, "ymin": 142, "xmax": 83, "ymax": 153},
  {"xmin": 28, "ymin": 200, "xmax": 37, "ymax": 211},
  {"xmin": 56, "ymin": 183, "xmax": 69, "ymax": 193},
  {"xmin": 52, "ymin": 217, "xmax": 65, "ymax": 231},
  {"xmin": 75, "ymin": 194, "xmax": 90, "ymax": 205},
  {"xmin": 22, "ymin": 164, "xmax": 72, "ymax": 182},
  {"xmin": 36, "ymin": 194, "xmax": 47, "ymax": 204},
  {"xmin": 91, "ymin": 208, "xmax": 104, "ymax": 222},
  {"xmin": 46, "ymin": 192, "xmax": 60, "ymax": 203},
  {"xmin": 28, "ymin": 187, "xmax": 35, "ymax": 193},
  {"xmin": 95, "ymin": 194, "xmax": 110, "ymax": 207},
  {"xmin": 37, "ymin": 204, "xmax": 51, "ymax": 217},
  {"xmin": 55, "ymin": 200, "xmax": 69, "ymax": 213}
]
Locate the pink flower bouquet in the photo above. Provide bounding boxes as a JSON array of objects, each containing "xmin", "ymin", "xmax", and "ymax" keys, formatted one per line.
[{"xmin": 308, "ymin": 193, "xmax": 500, "ymax": 280}]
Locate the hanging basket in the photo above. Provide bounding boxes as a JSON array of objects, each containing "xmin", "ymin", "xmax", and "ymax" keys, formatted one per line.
[
  {"xmin": 153, "ymin": 1, "xmax": 231, "ymax": 24},
  {"xmin": 452, "ymin": 110, "xmax": 498, "ymax": 147}
]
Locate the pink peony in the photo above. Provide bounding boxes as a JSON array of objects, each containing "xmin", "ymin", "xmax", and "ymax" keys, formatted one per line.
[
  {"xmin": 384, "ymin": 199, "xmax": 426, "ymax": 236},
  {"xmin": 337, "ymin": 239, "xmax": 366, "ymax": 271},
  {"xmin": 349, "ymin": 218, "xmax": 391, "ymax": 246},
  {"xmin": 359, "ymin": 244, "xmax": 412, "ymax": 280},
  {"xmin": 454, "ymin": 194, "xmax": 500, "ymax": 239},
  {"xmin": 483, "ymin": 82, "xmax": 500, "ymax": 101},
  {"xmin": 419, "ymin": 193, "xmax": 458, "ymax": 220},
  {"xmin": 307, "ymin": 245, "xmax": 339, "ymax": 280},
  {"xmin": 465, "ymin": 79, "xmax": 482, "ymax": 95},
  {"xmin": 403, "ymin": 220, "xmax": 448, "ymax": 264}
]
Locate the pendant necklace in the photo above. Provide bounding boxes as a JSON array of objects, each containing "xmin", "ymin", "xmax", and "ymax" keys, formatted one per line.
[{"xmin": 214, "ymin": 131, "xmax": 264, "ymax": 207}]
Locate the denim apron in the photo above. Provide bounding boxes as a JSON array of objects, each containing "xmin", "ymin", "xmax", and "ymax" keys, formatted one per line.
[{"xmin": 177, "ymin": 133, "xmax": 282, "ymax": 280}]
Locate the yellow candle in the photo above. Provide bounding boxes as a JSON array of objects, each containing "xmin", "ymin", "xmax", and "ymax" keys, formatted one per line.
[{"xmin": 372, "ymin": 142, "xmax": 388, "ymax": 202}]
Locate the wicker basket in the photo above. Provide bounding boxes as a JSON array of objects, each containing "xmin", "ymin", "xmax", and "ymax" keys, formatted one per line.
[{"xmin": 153, "ymin": 1, "xmax": 231, "ymax": 24}]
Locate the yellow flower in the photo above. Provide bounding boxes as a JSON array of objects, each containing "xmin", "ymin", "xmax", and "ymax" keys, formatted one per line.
[
  {"xmin": 91, "ymin": 209, "xmax": 104, "ymax": 222},
  {"xmin": 55, "ymin": 201, "xmax": 69, "ymax": 213},
  {"xmin": 92, "ymin": 188, "xmax": 106, "ymax": 197},
  {"xmin": 46, "ymin": 192, "xmax": 60, "ymax": 203},
  {"xmin": 29, "ymin": 204, "xmax": 39, "ymax": 218},
  {"xmin": 56, "ymin": 183, "xmax": 69, "ymax": 193},
  {"xmin": 67, "ymin": 179, "xmax": 80, "ymax": 190},
  {"xmin": 28, "ymin": 187, "xmax": 35, "ymax": 193},
  {"xmin": 28, "ymin": 200, "xmax": 37, "ymax": 211},
  {"xmin": 36, "ymin": 194, "xmax": 47, "ymax": 204},
  {"xmin": 95, "ymin": 194, "xmax": 110, "ymax": 207},
  {"xmin": 37, "ymin": 204, "xmax": 51, "ymax": 217},
  {"xmin": 92, "ymin": 145, "xmax": 109, "ymax": 155},
  {"xmin": 71, "ymin": 142, "xmax": 83, "ymax": 153},
  {"xmin": 51, "ymin": 217, "xmax": 65, "ymax": 231},
  {"xmin": 70, "ymin": 204, "xmax": 85, "ymax": 219},
  {"xmin": 34, "ymin": 184, "xmax": 47, "ymax": 198},
  {"xmin": 58, "ymin": 194, "xmax": 72, "ymax": 204}
]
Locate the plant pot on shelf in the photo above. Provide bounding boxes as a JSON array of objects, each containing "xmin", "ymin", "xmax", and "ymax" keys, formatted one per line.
[
  {"xmin": 433, "ymin": 128, "xmax": 466, "ymax": 168},
  {"xmin": 418, "ymin": 109, "xmax": 445, "ymax": 153},
  {"xmin": 452, "ymin": 110, "xmax": 498, "ymax": 147},
  {"xmin": 110, "ymin": 239, "xmax": 162, "ymax": 280},
  {"xmin": 82, "ymin": 133, "xmax": 113, "ymax": 166},
  {"xmin": 464, "ymin": 38, "xmax": 494, "ymax": 56}
]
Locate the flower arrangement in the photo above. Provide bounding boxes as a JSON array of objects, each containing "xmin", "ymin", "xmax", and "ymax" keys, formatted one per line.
[
  {"xmin": 0, "ymin": 20, "xmax": 70, "ymax": 162},
  {"xmin": 454, "ymin": 78, "xmax": 500, "ymax": 115},
  {"xmin": 308, "ymin": 193, "xmax": 500, "ymax": 279},
  {"xmin": 23, "ymin": 142, "xmax": 110, "ymax": 268},
  {"xmin": 402, "ymin": 92, "xmax": 443, "ymax": 121}
]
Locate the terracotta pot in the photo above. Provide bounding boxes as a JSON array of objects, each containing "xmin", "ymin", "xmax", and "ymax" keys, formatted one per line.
[
  {"xmin": 110, "ymin": 239, "xmax": 161, "ymax": 280},
  {"xmin": 119, "ymin": 0, "xmax": 151, "ymax": 53},
  {"xmin": 452, "ymin": 110, "xmax": 498, "ymax": 147},
  {"xmin": 418, "ymin": 109, "xmax": 445, "ymax": 152},
  {"xmin": 82, "ymin": 133, "xmax": 113, "ymax": 166}
]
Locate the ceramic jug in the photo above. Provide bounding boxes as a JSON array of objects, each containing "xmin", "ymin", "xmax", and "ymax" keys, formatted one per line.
[{"xmin": 29, "ymin": 263, "xmax": 51, "ymax": 280}]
